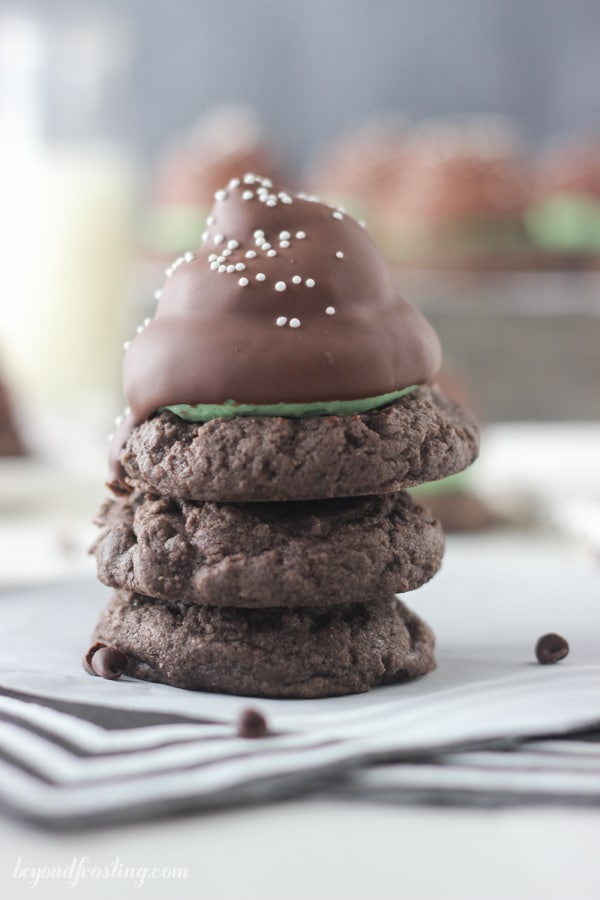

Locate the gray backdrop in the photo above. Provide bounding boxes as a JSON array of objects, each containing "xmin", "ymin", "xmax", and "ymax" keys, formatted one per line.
[{"xmin": 10, "ymin": 0, "xmax": 600, "ymax": 168}]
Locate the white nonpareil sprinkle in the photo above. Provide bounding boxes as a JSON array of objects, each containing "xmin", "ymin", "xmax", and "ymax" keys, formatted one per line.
[
  {"xmin": 227, "ymin": 239, "xmax": 239, "ymax": 250},
  {"xmin": 279, "ymin": 240, "xmax": 290, "ymax": 248},
  {"xmin": 136, "ymin": 324, "xmax": 144, "ymax": 333},
  {"xmin": 279, "ymin": 231, "xmax": 291, "ymax": 240},
  {"xmin": 143, "ymin": 317, "xmax": 152, "ymax": 326},
  {"xmin": 239, "ymin": 277, "xmax": 249, "ymax": 286},
  {"xmin": 201, "ymin": 231, "xmax": 208, "ymax": 242},
  {"xmin": 114, "ymin": 415, "xmax": 123, "ymax": 426},
  {"xmin": 210, "ymin": 261, "xmax": 219, "ymax": 270},
  {"xmin": 266, "ymin": 198, "xmax": 277, "ymax": 207},
  {"xmin": 206, "ymin": 216, "xmax": 215, "ymax": 226},
  {"xmin": 256, "ymin": 273, "xmax": 266, "ymax": 281},
  {"xmin": 292, "ymin": 275, "xmax": 302, "ymax": 284},
  {"xmin": 123, "ymin": 341, "xmax": 130, "ymax": 350},
  {"xmin": 280, "ymin": 194, "xmax": 293, "ymax": 204},
  {"xmin": 184, "ymin": 251, "xmax": 194, "ymax": 262},
  {"xmin": 295, "ymin": 231, "xmax": 306, "ymax": 239},
  {"xmin": 305, "ymin": 278, "xmax": 315, "ymax": 287},
  {"xmin": 255, "ymin": 236, "xmax": 265, "ymax": 246},
  {"xmin": 222, "ymin": 249, "xmax": 232, "ymax": 257},
  {"xmin": 289, "ymin": 317, "xmax": 301, "ymax": 328},
  {"xmin": 228, "ymin": 177, "xmax": 240, "ymax": 188},
  {"xmin": 208, "ymin": 254, "xmax": 217, "ymax": 262},
  {"xmin": 214, "ymin": 234, "xmax": 225, "ymax": 244},
  {"xmin": 235, "ymin": 262, "xmax": 246, "ymax": 271},
  {"xmin": 326, "ymin": 306, "xmax": 335, "ymax": 315},
  {"xmin": 242, "ymin": 190, "xmax": 254, "ymax": 200},
  {"xmin": 276, "ymin": 316, "xmax": 287, "ymax": 327},
  {"xmin": 335, "ymin": 251, "xmax": 344, "ymax": 259},
  {"xmin": 262, "ymin": 178, "xmax": 273, "ymax": 188},
  {"xmin": 244, "ymin": 173, "xmax": 256, "ymax": 184},
  {"xmin": 275, "ymin": 281, "xmax": 286, "ymax": 292},
  {"xmin": 267, "ymin": 249, "xmax": 277, "ymax": 257},
  {"xmin": 218, "ymin": 265, "xmax": 227, "ymax": 273},
  {"xmin": 332, "ymin": 211, "xmax": 343, "ymax": 220},
  {"xmin": 358, "ymin": 219, "xmax": 366, "ymax": 228},
  {"xmin": 245, "ymin": 250, "xmax": 257, "ymax": 258},
  {"xmin": 226, "ymin": 264, "xmax": 235, "ymax": 273},
  {"xmin": 214, "ymin": 189, "xmax": 228, "ymax": 201},
  {"xmin": 254, "ymin": 229, "xmax": 265, "ymax": 238},
  {"xmin": 262, "ymin": 242, "xmax": 271, "ymax": 250},
  {"xmin": 154, "ymin": 290, "xmax": 162, "ymax": 300}
]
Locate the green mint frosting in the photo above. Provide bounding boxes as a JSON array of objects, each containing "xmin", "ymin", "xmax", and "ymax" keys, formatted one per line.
[
  {"xmin": 525, "ymin": 194, "xmax": 600, "ymax": 252},
  {"xmin": 162, "ymin": 385, "xmax": 419, "ymax": 422},
  {"xmin": 142, "ymin": 205, "xmax": 210, "ymax": 254},
  {"xmin": 409, "ymin": 469, "xmax": 471, "ymax": 497}
]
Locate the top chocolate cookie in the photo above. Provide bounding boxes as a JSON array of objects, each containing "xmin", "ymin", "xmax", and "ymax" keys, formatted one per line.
[{"xmin": 120, "ymin": 386, "xmax": 479, "ymax": 502}]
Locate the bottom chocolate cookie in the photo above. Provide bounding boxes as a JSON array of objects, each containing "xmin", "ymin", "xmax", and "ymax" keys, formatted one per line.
[{"xmin": 93, "ymin": 592, "xmax": 436, "ymax": 699}]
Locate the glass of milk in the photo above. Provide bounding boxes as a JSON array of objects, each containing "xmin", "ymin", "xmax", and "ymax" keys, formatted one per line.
[{"xmin": 0, "ymin": 10, "xmax": 137, "ymax": 455}]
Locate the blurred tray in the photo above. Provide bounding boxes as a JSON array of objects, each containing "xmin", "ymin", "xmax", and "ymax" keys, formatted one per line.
[{"xmin": 391, "ymin": 269, "xmax": 600, "ymax": 422}]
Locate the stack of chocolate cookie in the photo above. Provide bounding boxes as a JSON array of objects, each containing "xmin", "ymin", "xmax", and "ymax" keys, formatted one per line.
[{"xmin": 90, "ymin": 175, "xmax": 479, "ymax": 698}]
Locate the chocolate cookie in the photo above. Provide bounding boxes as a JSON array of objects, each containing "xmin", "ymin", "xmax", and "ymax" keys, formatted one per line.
[
  {"xmin": 118, "ymin": 386, "xmax": 479, "ymax": 502},
  {"xmin": 93, "ymin": 490, "xmax": 444, "ymax": 608},
  {"xmin": 94, "ymin": 592, "xmax": 436, "ymax": 698}
]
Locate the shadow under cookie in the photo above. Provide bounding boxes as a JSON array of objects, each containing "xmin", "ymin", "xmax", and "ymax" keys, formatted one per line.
[
  {"xmin": 93, "ymin": 490, "xmax": 444, "ymax": 608},
  {"xmin": 93, "ymin": 592, "xmax": 436, "ymax": 699},
  {"xmin": 118, "ymin": 387, "xmax": 479, "ymax": 502}
]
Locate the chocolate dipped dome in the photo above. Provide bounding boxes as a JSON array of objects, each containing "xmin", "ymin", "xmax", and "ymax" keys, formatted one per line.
[
  {"xmin": 124, "ymin": 174, "xmax": 441, "ymax": 424},
  {"xmin": 109, "ymin": 174, "xmax": 480, "ymax": 501}
]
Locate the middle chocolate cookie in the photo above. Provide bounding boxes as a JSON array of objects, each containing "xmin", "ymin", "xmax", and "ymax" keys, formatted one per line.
[{"xmin": 93, "ymin": 490, "xmax": 444, "ymax": 608}]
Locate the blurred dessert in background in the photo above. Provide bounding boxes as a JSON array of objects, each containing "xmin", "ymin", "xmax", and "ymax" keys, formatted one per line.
[
  {"xmin": 0, "ymin": 361, "xmax": 27, "ymax": 457},
  {"xmin": 409, "ymin": 367, "xmax": 504, "ymax": 533},
  {"xmin": 141, "ymin": 105, "xmax": 286, "ymax": 259},
  {"xmin": 375, "ymin": 117, "xmax": 533, "ymax": 268},
  {"xmin": 306, "ymin": 113, "xmax": 407, "ymax": 226},
  {"xmin": 526, "ymin": 137, "xmax": 600, "ymax": 259},
  {"xmin": 309, "ymin": 116, "xmax": 600, "ymax": 271}
]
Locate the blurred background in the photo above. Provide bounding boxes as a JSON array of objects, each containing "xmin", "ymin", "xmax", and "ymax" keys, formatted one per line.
[{"xmin": 0, "ymin": 0, "xmax": 599, "ymax": 583}]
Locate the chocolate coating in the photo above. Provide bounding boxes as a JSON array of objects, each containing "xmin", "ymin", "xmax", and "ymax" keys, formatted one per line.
[{"xmin": 124, "ymin": 176, "xmax": 441, "ymax": 419}]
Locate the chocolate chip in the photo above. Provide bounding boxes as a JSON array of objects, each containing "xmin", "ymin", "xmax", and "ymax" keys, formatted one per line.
[
  {"xmin": 83, "ymin": 641, "xmax": 107, "ymax": 675},
  {"xmin": 237, "ymin": 708, "xmax": 269, "ymax": 739},
  {"xmin": 106, "ymin": 478, "xmax": 132, "ymax": 498},
  {"xmin": 535, "ymin": 633, "xmax": 569, "ymax": 665},
  {"xmin": 88, "ymin": 645, "xmax": 128, "ymax": 680}
]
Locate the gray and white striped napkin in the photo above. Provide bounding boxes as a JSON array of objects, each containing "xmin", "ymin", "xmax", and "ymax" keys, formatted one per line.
[{"xmin": 0, "ymin": 545, "xmax": 598, "ymax": 828}]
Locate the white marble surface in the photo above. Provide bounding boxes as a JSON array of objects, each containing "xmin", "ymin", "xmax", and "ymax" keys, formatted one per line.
[{"xmin": 1, "ymin": 802, "xmax": 598, "ymax": 900}]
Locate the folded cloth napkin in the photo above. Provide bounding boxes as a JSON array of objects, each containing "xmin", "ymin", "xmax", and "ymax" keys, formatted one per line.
[{"xmin": 0, "ymin": 545, "xmax": 599, "ymax": 829}]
